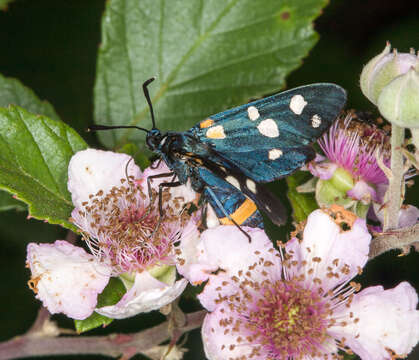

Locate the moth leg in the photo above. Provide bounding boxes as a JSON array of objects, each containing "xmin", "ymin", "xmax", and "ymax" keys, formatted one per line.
[
  {"xmin": 205, "ymin": 187, "xmax": 251, "ymax": 242},
  {"xmin": 148, "ymin": 180, "xmax": 182, "ymax": 238},
  {"xmin": 139, "ymin": 172, "xmax": 175, "ymax": 223},
  {"xmin": 150, "ymin": 158, "xmax": 163, "ymax": 170},
  {"xmin": 124, "ymin": 157, "xmax": 134, "ymax": 183}
]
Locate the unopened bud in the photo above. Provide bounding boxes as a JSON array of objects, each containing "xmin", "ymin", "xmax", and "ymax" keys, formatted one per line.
[
  {"xmin": 377, "ymin": 67, "xmax": 419, "ymax": 128},
  {"xmin": 360, "ymin": 42, "xmax": 419, "ymax": 105}
]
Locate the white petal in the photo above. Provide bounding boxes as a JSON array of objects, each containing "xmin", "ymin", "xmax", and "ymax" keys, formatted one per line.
[
  {"xmin": 202, "ymin": 307, "xmax": 264, "ymax": 360},
  {"xmin": 205, "ymin": 203, "xmax": 220, "ymax": 228},
  {"xmin": 330, "ymin": 282, "xmax": 419, "ymax": 359},
  {"xmin": 308, "ymin": 161, "xmax": 338, "ymax": 180},
  {"xmin": 347, "ymin": 180, "xmax": 377, "ymax": 202},
  {"xmin": 174, "ymin": 217, "xmax": 216, "ymax": 285},
  {"xmin": 286, "ymin": 210, "xmax": 370, "ymax": 292},
  {"xmin": 26, "ymin": 240, "xmax": 111, "ymax": 320},
  {"xmin": 198, "ymin": 272, "xmax": 240, "ymax": 311},
  {"xmin": 96, "ymin": 271, "xmax": 187, "ymax": 319},
  {"xmin": 374, "ymin": 202, "xmax": 419, "ymax": 228},
  {"xmin": 68, "ymin": 149, "xmax": 141, "ymax": 208},
  {"xmin": 196, "ymin": 226, "xmax": 281, "ymax": 311},
  {"xmin": 199, "ymin": 226, "xmax": 279, "ymax": 277}
]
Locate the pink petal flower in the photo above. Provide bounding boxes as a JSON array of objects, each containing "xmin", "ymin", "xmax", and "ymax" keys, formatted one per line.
[
  {"xmin": 202, "ymin": 306, "xmax": 260, "ymax": 359},
  {"xmin": 319, "ymin": 115, "xmax": 390, "ymax": 185},
  {"xmin": 180, "ymin": 225, "xmax": 279, "ymax": 289},
  {"xmin": 308, "ymin": 161, "xmax": 337, "ymax": 180},
  {"xmin": 96, "ymin": 271, "xmax": 188, "ymax": 319},
  {"xmin": 347, "ymin": 180, "xmax": 378, "ymax": 202},
  {"xmin": 329, "ymin": 282, "xmax": 419, "ymax": 359},
  {"xmin": 26, "ymin": 241, "xmax": 111, "ymax": 320},
  {"xmin": 173, "ymin": 216, "xmax": 211, "ymax": 284},
  {"xmin": 374, "ymin": 203, "xmax": 419, "ymax": 228},
  {"xmin": 198, "ymin": 208, "xmax": 419, "ymax": 359},
  {"xmin": 69, "ymin": 149, "xmax": 200, "ymax": 274},
  {"xmin": 286, "ymin": 208, "xmax": 370, "ymax": 292},
  {"xmin": 68, "ymin": 149, "xmax": 141, "ymax": 209},
  {"xmin": 28, "ymin": 149, "xmax": 200, "ymax": 320}
]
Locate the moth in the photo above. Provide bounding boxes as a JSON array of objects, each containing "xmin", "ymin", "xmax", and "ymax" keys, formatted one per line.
[{"xmin": 91, "ymin": 78, "xmax": 346, "ymax": 236}]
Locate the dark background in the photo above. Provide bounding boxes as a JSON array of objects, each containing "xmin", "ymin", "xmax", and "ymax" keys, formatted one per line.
[{"xmin": 0, "ymin": 0, "xmax": 418, "ymax": 359}]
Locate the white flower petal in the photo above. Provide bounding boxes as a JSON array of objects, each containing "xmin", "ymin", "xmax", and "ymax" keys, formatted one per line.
[
  {"xmin": 330, "ymin": 282, "xmax": 419, "ymax": 359},
  {"xmin": 96, "ymin": 271, "xmax": 187, "ymax": 319},
  {"xmin": 174, "ymin": 217, "xmax": 215, "ymax": 285},
  {"xmin": 308, "ymin": 161, "xmax": 338, "ymax": 180},
  {"xmin": 198, "ymin": 226, "xmax": 278, "ymax": 278},
  {"xmin": 205, "ymin": 204, "xmax": 220, "ymax": 228},
  {"xmin": 198, "ymin": 272, "xmax": 239, "ymax": 312},
  {"xmin": 286, "ymin": 210, "xmax": 370, "ymax": 292},
  {"xmin": 68, "ymin": 149, "xmax": 141, "ymax": 208},
  {"xmin": 26, "ymin": 240, "xmax": 111, "ymax": 320},
  {"xmin": 202, "ymin": 307, "xmax": 264, "ymax": 360},
  {"xmin": 374, "ymin": 202, "xmax": 419, "ymax": 228},
  {"xmin": 347, "ymin": 180, "xmax": 377, "ymax": 202},
  {"xmin": 196, "ymin": 226, "xmax": 281, "ymax": 311}
]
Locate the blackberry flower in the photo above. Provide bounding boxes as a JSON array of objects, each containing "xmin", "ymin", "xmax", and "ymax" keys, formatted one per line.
[
  {"xmin": 196, "ymin": 207, "xmax": 419, "ymax": 359},
  {"xmin": 27, "ymin": 149, "xmax": 199, "ymax": 320}
]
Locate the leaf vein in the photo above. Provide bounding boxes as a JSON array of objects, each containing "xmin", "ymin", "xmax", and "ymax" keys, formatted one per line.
[
  {"xmin": 125, "ymin": 0, "xmax": 241, "ymax": 142},
  {"xmin": 170, "ymin": 42, "xmax": 302, "ymax": 89},
  {"xmin": 122, "ymin": 0, "xmax": 137, "ymax": 120}
]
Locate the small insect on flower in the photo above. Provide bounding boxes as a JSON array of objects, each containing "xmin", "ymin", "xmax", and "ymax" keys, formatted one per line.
[{"xmin": 90, "ymin": 79, "xmax": 346, "ymax": 238}]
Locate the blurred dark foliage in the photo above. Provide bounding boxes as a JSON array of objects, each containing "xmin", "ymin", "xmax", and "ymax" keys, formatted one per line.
[{"xmin": 0, "ymin": 0, "xmax": 418, "ymax": 359}]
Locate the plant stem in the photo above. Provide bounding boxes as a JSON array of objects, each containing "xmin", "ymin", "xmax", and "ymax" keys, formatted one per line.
[
  {"xmin": 0, "ymin": 310, "xmax": 206, "ymax": 360},
  {"xmin": 384, "ymin": 124, "xmax": 405, "ymax": 231}
]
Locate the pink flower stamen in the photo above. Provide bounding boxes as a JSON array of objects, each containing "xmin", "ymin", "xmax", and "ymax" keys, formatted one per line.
[
  {"xmin": 319, "ymin": 114, "xmax": 391, "ymax": 185},
  {"xmin": 210, "ymin": 247, "xmax": 361, "ymax": 359},
  {"xmin": 71, "ymin": 176, "xmax": 189, "ymax": 274}
]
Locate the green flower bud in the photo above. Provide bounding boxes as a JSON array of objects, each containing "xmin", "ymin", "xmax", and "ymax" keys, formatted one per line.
[
  {"xmin": 377, "ymin": 67, "xmax": 419, "ymax": 128},
  {"xmin": 360, "ymin": 42, "xmax": 419, "ymax": 105}
]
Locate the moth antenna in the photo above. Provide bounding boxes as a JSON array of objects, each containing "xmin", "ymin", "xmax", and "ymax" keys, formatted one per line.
[
  {"xmin": 87, "ymin": 124, "xmax": 149, "ymax": 133},
  {"xmin": 142, "ymin": 77, "xmax": 156, "ymax": 129}
]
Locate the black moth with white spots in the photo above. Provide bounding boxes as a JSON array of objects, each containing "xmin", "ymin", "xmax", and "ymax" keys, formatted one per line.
[{"xmin": 92, "ymin": 80, "xmax": 347, "ymax": 233}]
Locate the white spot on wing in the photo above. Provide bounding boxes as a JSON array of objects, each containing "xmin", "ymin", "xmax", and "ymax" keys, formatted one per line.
[
  {"xmin": 226, "ymin": 176, "xmax": 240, "ymax": 190},
  {"xmin": 246, "ymin": 179, "xmax": 257, "ymax": 193},
  {"xmin": 311, "ymin": 114, "xmax": 322, "ymax": 128},
  {"xmin": 247, "ymin": 106, "xmax": 260, "ymax": 121},
  {"xmin": 289, "ymin": 94, "xmax": 307, "ymax": 115},
  {"xmin": 206, "ymin": 125, "xmax": 226, "ymax": 139},
  {"xmin": 269, "ymin": 148, "xmax": 283, "ymax": 160},
  {"xmin": 257, "ymin": 119, "xmax": 279, "ymax": 138}
]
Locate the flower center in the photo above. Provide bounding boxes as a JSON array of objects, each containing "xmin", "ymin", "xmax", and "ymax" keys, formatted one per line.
[
  {"xmin": 319, "ymin": 114, "xmax": 391, "ymax": 184},
  {"xmin": 246, "ymin": 279, "xmax": 330, "ymax": 359},
  {"xmin": 72, "ymin": 178, "xmax": 186, "ymax": 273}
]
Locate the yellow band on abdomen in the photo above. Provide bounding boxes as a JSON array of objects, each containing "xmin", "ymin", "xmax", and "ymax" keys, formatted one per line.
[{"xmin": 219, "ymin": 198, "xmax": 257, "ymax": 225}]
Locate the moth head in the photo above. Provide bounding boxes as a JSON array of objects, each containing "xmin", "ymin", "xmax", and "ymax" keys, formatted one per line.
[{"xmin": 146, "ymin": 128, "xmax": 163, "ymax": 151}]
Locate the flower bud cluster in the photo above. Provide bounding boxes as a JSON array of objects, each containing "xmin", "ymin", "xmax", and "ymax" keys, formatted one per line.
[{"xmin": 360, "ymin": 42, "xmax": 419, "ymax": 128}]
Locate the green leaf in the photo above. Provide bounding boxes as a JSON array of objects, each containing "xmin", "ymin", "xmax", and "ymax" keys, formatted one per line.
[
  {"xmin": 0, "ymin": 0, "xmax": 13, "ymax": 10},
  {"xmin": 0, "ymin": 74, "xmax": 63, "ymax": 211},
  {"xmin": 0, "ymin": 191, "xmax": 26, "ymax": 211},
  {"xmin": 0, "ymin": 105, "xmax": 87, "ymax": 230},
  {"xmin": 94, "ymin": 0, "xmax": 328, "ymax": 149},
  {"xmin": 0, "ymin": 74, "xmax": 60, "ymax": 121},
  {"xmin": 75, "ymin": 277, "xmax": 126, "ymax": 333},
  {"xmin": 287, "ymin": 171, "xmax": 318, "ymax": 222},
  {"xmin": 117, "ymin": 143, "xmax": 151, "ymax": 170}
]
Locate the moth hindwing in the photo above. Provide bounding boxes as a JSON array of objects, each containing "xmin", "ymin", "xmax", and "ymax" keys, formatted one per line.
[{"xmin": 93, "ymin": 80, "xmax": 347, "ymax": 231}]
